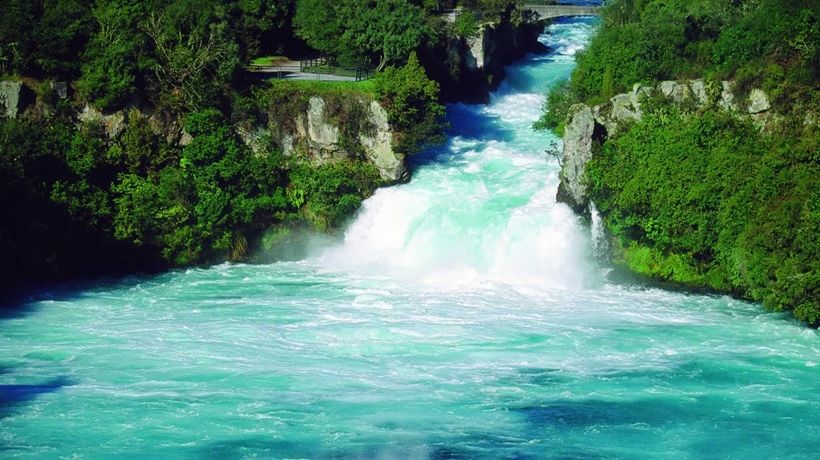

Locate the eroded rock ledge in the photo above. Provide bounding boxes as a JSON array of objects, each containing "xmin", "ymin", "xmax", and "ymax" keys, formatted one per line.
[
  {"xmin": 260, "ymin": 95, "xmax": 407, "ymax": 184},
  {"xmin": 556, "ymin": 80, "xmax": 778, "ymax": 215}
]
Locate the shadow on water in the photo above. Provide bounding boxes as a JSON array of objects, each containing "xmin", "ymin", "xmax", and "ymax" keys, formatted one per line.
[
  {"xmin": 516, "ymin": 398, "xmax": 690, "ymax": 428},
  {"xmin": 0, "ymin": 376, "xmax": 75, "ymax": 420},
  {"xmin": 0, "ymin": 271, "xmax": 165, "ymax": 321},
  {"xmin": 446, "ymin": 103, "xmax": 516, "ymax": 142},
  {"xmin": 199, "ymin": 438, "xmax": 307, "ymax": 460},
  {"xmin": 409, "ymin": 101, "xmax": 517, "ymax": 170}
]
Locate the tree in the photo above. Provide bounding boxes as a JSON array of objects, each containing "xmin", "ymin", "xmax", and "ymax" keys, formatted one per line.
[
  {"xmin": 295, "ymin": 0, "xmax": 427, "ymax": 70},
  {"xmin": 143, "ymin": 6, "xmax": 240, "ymax": 109}
]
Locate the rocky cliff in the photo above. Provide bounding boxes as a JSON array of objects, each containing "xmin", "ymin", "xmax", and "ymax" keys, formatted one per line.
[
  {"xmin": 422, "ymin": 18, "xmax": 546, "ymax": 102},
  {"xmin": 257, "ymin": 91, "xmax": 407, "ymax": 184},
  {"xmin": 2, "ymin": 79, "xmax": 406, "ymax": 185},
  {"xmin": 556, "ymin": 80, "xmax": 777, "ymax": 215}
]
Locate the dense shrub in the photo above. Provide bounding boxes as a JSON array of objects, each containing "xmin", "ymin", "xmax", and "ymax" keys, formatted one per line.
[
  {"xmin": 543, "ymin": 0, "xmax": 819, "ymax": 119},
  {"xmin": 586, "ymin": 105, "xmax": 819, "ymax": 326},
  {"xmin": 0, "ymin": 102, "xmax": 384, "ymax": 291}
]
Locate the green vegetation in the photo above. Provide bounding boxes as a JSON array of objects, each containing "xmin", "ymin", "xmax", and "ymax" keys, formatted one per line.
[
  {"xmin": 294, "ymin": 0, "xmax": 427, "ymax": 70},
  {"xmin": 544, "ymin": 0, "xmax": 819, "ymax": 325},
  {"xmin": 541, "ymin": 0, "xmax": 818, "ymax": 124},
  {"xmin": 250, "ymin": 56, "xmax": 289, "ymax": 66},
  {"xmin": 0, "ymin": 103, "xmax": 384, "ymax": 290},
  {"xmin": 375, "ymin": 53, "xmax": 446, "ymax": 154},
  {"xmin": 2, "ymin": 0, "xmax": 306, "ymax": 112},
  {"xmin": 0, "ymin": 0, "xmax": 458, "ymax": 292},
  {"xmin": 588, "ymin": 104, "xmax": 819, "ymax": 325}
]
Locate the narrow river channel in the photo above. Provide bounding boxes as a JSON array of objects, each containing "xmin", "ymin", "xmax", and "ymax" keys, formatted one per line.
[{"xmin": 1, "ymin": 17, "xmax": 818, "ymax": 459}]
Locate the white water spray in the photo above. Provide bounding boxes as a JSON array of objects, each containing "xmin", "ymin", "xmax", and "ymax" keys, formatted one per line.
[{"xmin": 320, "ymin": 21, "xmax": 600, "ymax": 290}]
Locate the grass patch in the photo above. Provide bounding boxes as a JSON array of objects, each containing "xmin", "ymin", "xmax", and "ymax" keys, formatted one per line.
[{"xmin": 250, "ymin": 55, "xmax": 288, "ymax": 66}]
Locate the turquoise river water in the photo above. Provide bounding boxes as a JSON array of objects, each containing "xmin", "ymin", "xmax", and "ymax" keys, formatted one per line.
[{"xmin": 1, "ymin": 18, "xmax": 819, "ymax": 459}]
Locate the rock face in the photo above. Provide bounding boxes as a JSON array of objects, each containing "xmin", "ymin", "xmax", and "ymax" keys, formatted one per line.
[
  {"xmin": 78, "ymin": 104, "xmax": 127, "ymax": 139},
  {"xmin": 747, "ymin": 89, "xmax": 771, "ymax": 114},
  {"xmin": 424, "ymin": 19, "xmax": 546, "ymax": 102},
  {"xmin": 359, "ymin": 101, "xmax": 407, "ymax": 182},
  {"xmin": 556, "ymin": 80, "xmax": 773, "ymax": 214},
  {"xmin": 304, "ymin": 97, "xmax": 346, "ymax": 160},
  {"xmin": 0, "ymin": 80, "xmax": 31, "ymax": 119},
  {"xmin": 266, "ymin": 96, "xmax": 407, "ymax": 184},
  {"xmin": 556, "ymin": 104, "xmax": 597, "ymax": 213}
]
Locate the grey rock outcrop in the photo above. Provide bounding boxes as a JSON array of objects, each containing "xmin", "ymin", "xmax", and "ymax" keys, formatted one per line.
[
  {"xmin": 659, "ymin": 80, "xmax": 691, "ymax": 103},
  {"xmin": 747, "ymin": 89, "xmax": 771, "ymax": 114},
  {"xmin": 302, "ymin": 97, "xmax": 344, "ymax": 161},
  {"xmin": 78, "ymin": 104, "xmax": 126, "ymax": 139},
  {"xmin": 466, "ymin": 32, "xmax": 485, "ymax": 70},
  {"xmin": 556, "ymin": 104, "xmax": 597, "ymax": 213},
  {"xmin": 236, "ymin": 124, "xmax": 268, "ymax": 155},
  {"xmin": 432, "ymin": 18, "xmax": 545, "ymax": 102},
  {"xmin": 689, "ymin": 79, "xmax": 708, "ymax": 104},
  {"xmin": 1, "ymin": 80, "xmax": 29, "ymax": 118},
  {"xmin": 359, "ymin": 101, "xmax": 407, "ymax": 182},
  {"xmin": 266, "ymin": 96, "xmax": 407, "ymax": 184},
  {"xmin": 719, "ymin": 81, "xmax": 737, "ymax": 111},
  {"xmin": 51, "ymin": 81, "xmax": 68, "ymax": 100}
]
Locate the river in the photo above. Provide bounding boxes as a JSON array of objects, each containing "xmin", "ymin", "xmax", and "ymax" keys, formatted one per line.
[{"xmin": 1, "ymin": 18, "xmax": 818, "ymax": 459}]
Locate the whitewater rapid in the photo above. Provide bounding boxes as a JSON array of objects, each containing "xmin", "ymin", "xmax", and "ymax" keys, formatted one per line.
[
  {"xmin": 1, "ymin": 18, "xmax": 818, "ymax": 459},
  {"xmin": 319, "ymin": 21, "xmax": 596, "ymax": 290}
]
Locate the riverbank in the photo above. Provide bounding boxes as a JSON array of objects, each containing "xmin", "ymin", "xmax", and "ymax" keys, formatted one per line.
[
  {"xmin": 542, "ymin": 0, "xmax": 819, "ymax": 326},
  {"xmin": 1, "ymin": 1, "xmax": 550, "ymax": 295}
]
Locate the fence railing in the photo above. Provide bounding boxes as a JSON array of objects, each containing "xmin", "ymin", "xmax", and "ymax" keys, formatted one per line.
[
  {"xmin": 245, "ymin": 56, "xmax": 374, "ymax": 81},
  {"xmin": 299, "ymin": 57, "xmax": 374, "ymax": 82},
  {"xmin": 524, "ymin": 1, "xmax": 602, "ymax": 5}
]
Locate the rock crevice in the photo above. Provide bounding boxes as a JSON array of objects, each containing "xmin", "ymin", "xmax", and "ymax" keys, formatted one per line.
[{"xmin": 268, "ymin": 95, "xmax": 407, "ymax": 184}]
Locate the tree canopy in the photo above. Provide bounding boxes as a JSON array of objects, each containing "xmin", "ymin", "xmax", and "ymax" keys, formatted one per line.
[{"xmin": 295, "ymin": 0, "xmax": 427, "ymax": 70}]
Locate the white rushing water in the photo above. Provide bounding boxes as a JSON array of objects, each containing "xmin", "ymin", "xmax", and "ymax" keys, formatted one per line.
[{"xmin": 1, "ymin": 18, "xmax": 818, "ymax": 459}]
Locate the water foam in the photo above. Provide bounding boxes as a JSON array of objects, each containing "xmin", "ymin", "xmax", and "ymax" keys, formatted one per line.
[{"xmin": 319, "ymin": 20, "xmax": 599, "ymax": 290}]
